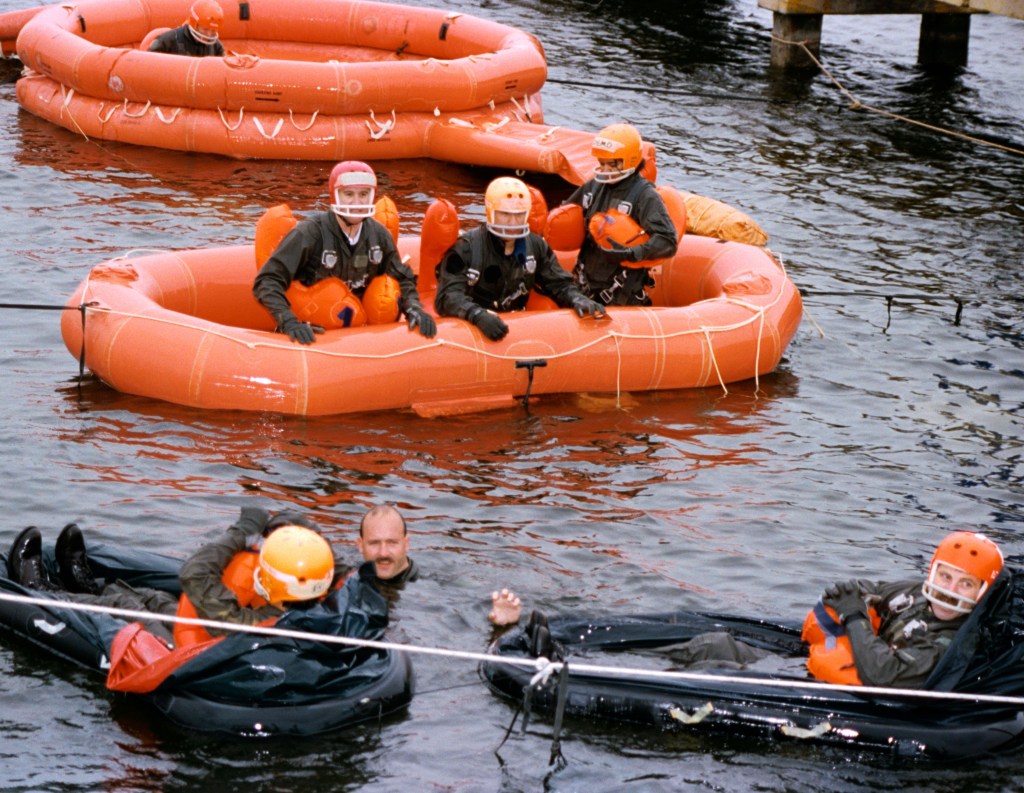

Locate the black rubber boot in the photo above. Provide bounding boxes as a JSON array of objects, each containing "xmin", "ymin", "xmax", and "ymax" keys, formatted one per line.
[
  {"xmin": 7, "ymin": 526, "xmax": 59, "ymax": 591},
  {"xmin": 55, "ymin": 523, "xmax": 101, "ymax": 595}
]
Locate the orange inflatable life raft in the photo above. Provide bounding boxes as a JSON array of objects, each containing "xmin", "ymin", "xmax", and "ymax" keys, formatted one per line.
[
  {"xmin": 11, "ymin": 0, "xmax": 653, "ymax": 182},
  {"xmin": 60, "ymin": 215, "xmax": 802, "ymax": 415}
]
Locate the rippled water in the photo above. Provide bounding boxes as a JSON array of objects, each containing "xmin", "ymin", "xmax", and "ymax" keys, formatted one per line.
[{"xmin": 0, "ymin": 0, "xmax": 1022, "ymax": 790}]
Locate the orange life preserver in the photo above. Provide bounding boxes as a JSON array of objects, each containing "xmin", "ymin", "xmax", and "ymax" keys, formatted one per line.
[
  {"xmin": 255, "ymin": 203, "xmax": 298, "ymax": 270},
  {"xmin": 173, "ymin": 548, "xmax": 268, "ymax": 647},
  {"xmin": 543, "ymin": 203, "xmax": 585, "ymax": 252},
  {"xmin": 373, "ymin": 195, "xmax": 400, "ymax": 244},
  {"xmin": 288, "ymin": 278, "xmax": 367, "ymax": 329},
  {"xmin": 419, "ymin": 197, "xmax": 460, "ymax": 294},
  {"xmin": 362, "ymin": 274, "xmax": 401, "ymax": 324},
  {"xmin": 587, "ymin": 209, "xmax": 651, "ymax": 270},
  {"xmin": 526, "ymin": 185, "xmax": 548, "ymax": 235},
  {"xmin": 656, "ymin": 184, "xmax": 687, "ymax": 243},
  {"xmin": 802, "ymin": 600, "xmax": 881, "ymax": 686}
]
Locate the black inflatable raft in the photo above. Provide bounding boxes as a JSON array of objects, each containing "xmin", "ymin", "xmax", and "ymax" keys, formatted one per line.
[
  {"xmin": 0, "ymin": 542, "xmax": 413, "ymax": 736},
  {"xmin": 481, "ymin": 571, "xmax": 1024, "ymax": 759}
]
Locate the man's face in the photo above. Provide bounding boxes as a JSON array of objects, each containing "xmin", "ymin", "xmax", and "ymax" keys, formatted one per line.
[
  {"xmin": 357, "ymin": 513, "xmax": 410, "ymax": 580},
  {"xmin": 928, "ymin": 562, "xmax": 984, "ymax": 621}
]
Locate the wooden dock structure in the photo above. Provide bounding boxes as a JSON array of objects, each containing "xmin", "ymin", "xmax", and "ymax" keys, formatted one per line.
[{"xmin": 760, "ymin": 0, "xmax": 1024, "ymax": 68}]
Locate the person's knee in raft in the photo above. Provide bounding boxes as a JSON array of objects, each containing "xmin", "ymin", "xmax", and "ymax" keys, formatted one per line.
[
  {"xmin": 433, "ymin": 176, "xmax": 605, "ymax": 342},
  {"xmin": 253, "ymin": 160, "xmax": 436, "ymax": 344},
  {"xmin": 490, "ymin": 532, "xmax": 1004, "ymax": 687},
  {"xmin": 558, "ymin": 123, "xmax": 678, "ymax": 307},
  {"xmin": 148, "ymin": 0, "xmax": 226, "ymax": 57}
]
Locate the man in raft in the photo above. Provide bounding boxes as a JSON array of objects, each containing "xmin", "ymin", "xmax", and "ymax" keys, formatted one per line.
[
  {"xmin": 434, "ymin": 176, "xmax": 605, "ymax": 342},
  {"xmin": 492, "ymin": 531, "xmax": 1004, "ymax": 688},
  {"xmin": 254, "ymin": 161, "xmax": 436, "ymax": 344},
  {"xmin": 5, "ymin": 504, "xmax": 421, "ymax": 645},
  {"xmin": 148, "ymin": 0, "xmax": 226, "ymax": 57},
  {"xmin": 554, "ymin": 123, "xmax": 677, "ymax": 306}
]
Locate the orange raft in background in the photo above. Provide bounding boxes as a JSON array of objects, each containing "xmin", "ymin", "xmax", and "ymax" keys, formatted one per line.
[
  {"xmin": 60, "ymin": 232, "xmax": 803, "ymax": 417},
  {"xmin": 12, "ymin": 0, "xmax": 644, "ymax": 182}
]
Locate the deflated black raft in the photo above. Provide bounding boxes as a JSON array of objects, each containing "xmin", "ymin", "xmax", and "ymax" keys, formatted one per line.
[
  {"xmin": 0, "ymin": 543, "xmax": 413, "ymax": 736},
  {"xmin": 481, "ymin": 571, "xmax": 1024, "ymax": 759}
]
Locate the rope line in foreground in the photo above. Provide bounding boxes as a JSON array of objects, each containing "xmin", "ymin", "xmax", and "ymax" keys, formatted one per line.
[{"xmin": 3, "ymin": 590, "xmax": 1024, "ymax": 708}]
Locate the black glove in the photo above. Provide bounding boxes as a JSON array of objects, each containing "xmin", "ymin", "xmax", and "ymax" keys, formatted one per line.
[
  {"xmin": 570, "ymin": 295, "xmax": 607, "ymax": 319},
  {"xmin": 278, "ymin": 314, "xmax": 324, "ymax": 345},
  {"xmin": 406, "ymin": 306, "xmax": 437, "ymax": 338},
  {"xmin": 602, "ymin": 239, "xmax": 639, "ymax": 263},
  {"xmin": 469, "ymin": 307, "xmax": 509, "ymax": 341},
  {"xmin": 822, "ymin": 579, "xmax": 868, "ymax": 625}
]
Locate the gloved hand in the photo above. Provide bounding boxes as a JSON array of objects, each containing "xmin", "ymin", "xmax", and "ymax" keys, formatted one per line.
[
  {"xmin": 601, "ymin": 239, "xmax": 639, "ymax": 263},
  {"xmin": 278, "ymin": 314, "xmax": 324, "ymax": 345},
  {"xmin": 822, "ymin": 579, "xmax": 869, "ymax": 625},
  {"xmin": 406, "ymin": 306, "xmax": 437, "ymax": 338},
  {"xmin": 570, "ymin": 295, "xmax": 607, "ymax": 319},
  {"xmin": 469, "ymin": 307, "xmax": 509, "ymax": 342}
]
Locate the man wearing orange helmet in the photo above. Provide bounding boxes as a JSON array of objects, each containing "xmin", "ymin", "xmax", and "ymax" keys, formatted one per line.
[
  {"xmin": 492, "ymin": 531, "xmax": 1005, "ymax": 689},
  {"xmin": 148, "ymin": 0, "xmax": 226, "ymax": 57},
  {"xmin": 564, "ymin": 123, "xmax": 677, "ymax": 306},
  {"xmin": 6, "ymin": 509, "xmax": 349, "ymax": 645},
  {"xmin": 254, "ymin": 161, "xmax": 436, "ymax": 344},
  {"xmin": 812, "ymin": 530, "xmax": 1004, "ymax": 687},
  {"xmin": 434, "ymin": 176, "xmax": 605, "ymax": 341}
]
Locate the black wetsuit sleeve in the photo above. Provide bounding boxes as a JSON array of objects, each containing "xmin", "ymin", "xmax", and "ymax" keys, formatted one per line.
[
  {"xmin": 179, "ymin": 525, "xmax": 279, "ymax": 629},
  {"xmin": 379, "ymin": 230, "xmax": 424, "ymax": 314},
  {"xmin": 434, "ymin": 238, "xmax": 481, "ymax": 319},
  {"xmin": 253, "ymin": 223, "xmax": 316, "ymax": 322}
]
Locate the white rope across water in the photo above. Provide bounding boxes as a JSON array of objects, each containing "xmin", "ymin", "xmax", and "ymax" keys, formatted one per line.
[{"xmin": 2, "ymin": 590, "xmax": 1023, "ymax": 708}]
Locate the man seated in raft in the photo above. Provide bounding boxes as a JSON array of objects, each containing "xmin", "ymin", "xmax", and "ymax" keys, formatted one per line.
[
  {"xmin": 148, "ymin": 0, "xmax": 226, "ymax": 57},
  {"xmin": 254, "ymin": 161, "xmax": 436, "ymax": 344},
  {"xmin": 5, "ymin": 510, "xmax": 347, "ymax": 645},
  {"xmin": 434, "ymin": 176, "xmax": 606, "ymax": 342},
  {"xmin": 490, "ymin": 531, "xmax": 1004, "ymax": 688},
  {"xmin": 559, "ymin": 123, "xmax": 677, "ymax": 307}
]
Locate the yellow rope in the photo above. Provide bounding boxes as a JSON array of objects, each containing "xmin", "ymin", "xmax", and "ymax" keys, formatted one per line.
[{"xmin": 771, "ymin": 34, "xmax": 1024, "ymax": 157}]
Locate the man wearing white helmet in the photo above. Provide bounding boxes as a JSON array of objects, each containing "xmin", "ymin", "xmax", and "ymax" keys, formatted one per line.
[
  {"xmin": 434, "ymin": 176, "xmax": 605, "ymax": 342},
  {"xmin": 149, "ymin": 0, "xmax": 226, "ymax": 57},
  {"xmin": 254, "ymin": 161, "xmax": 436, "ymax": 344}
]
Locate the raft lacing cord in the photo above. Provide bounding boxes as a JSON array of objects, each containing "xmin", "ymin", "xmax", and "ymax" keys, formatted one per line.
[
  {"xmin": 4, "ymin": 591, "xmax": 1024, "ymax": 708},
  {"xmin": 771, "ymin": 34, "xmax": 1024, "ymax": 158},
  {"xmin": 79, "ymin": 248, "xmax": 786, "ymax": 398},
  {"xmin": 366, "ymin": 109, "xmax": 397, "ymax": 140}
]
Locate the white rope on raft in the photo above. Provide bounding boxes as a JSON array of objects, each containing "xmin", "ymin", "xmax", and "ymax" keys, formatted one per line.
[
  {"xmin": 80, "ymin": 251, "xmax": 789, "ymax": 399},
  {"xmin": 2, "ymin": 589, "xmax": 1024, "ymax": 708}
]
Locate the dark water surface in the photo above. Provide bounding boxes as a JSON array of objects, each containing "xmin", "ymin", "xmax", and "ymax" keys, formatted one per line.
[{"xmin": 1, "ymin": 0, "xmax": 1022, "ymax": 790}]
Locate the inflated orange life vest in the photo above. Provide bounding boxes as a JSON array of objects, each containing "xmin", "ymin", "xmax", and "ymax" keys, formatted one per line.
[
  {"xmin": 802, "ymin": 600, "xmax": 881, "ymax": 686},
  {"xmin": 173, "ymin": 548, "xmax": 268, "ymax": 647}
]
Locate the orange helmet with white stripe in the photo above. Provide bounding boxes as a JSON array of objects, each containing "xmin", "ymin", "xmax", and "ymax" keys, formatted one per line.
[
  {"xmin": 591, "ymin": 124, "xmax": 643, "ymax": 184},
  {"xmin": 188, "ymin": 0, "xmax": 223, "ymax": 45}
]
